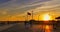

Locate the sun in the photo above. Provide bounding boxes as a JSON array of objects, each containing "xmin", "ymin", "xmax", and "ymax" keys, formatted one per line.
[
  {"xmin": 43, "ymin": 14, "xmax": 50, "ymax": 20},
  {"xmin": 43, "ymin": 14, "xmax": 52, "ymax": 21}
]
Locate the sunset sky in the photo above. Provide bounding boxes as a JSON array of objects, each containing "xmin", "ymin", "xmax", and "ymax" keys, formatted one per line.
[{"xmin": 0, "ymin": 0, "xmax": 60, "ymax": 21}]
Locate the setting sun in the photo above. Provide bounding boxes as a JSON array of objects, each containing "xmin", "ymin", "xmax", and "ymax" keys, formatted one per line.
[{"xmin": 42, "ymin": 14, "xmax": 52, "ymax": 21}]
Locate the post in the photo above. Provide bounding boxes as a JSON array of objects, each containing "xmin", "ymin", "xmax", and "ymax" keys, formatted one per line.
[
  {"xmin": 38, "ymin": 15, "xmax": 40, "ymax": 21},
  {"xmin": 23, "ymin": 16, "xmax": 26, "ymax": 21},
  {"xmin": 27, "ymin": 14, "xmax": 28, "ymax": 21},
  {"xmin": 32, "ymin": 11, "xmax": 33, "ymax": 20}
]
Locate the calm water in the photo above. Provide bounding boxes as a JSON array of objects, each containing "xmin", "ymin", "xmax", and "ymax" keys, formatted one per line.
[
  {"xmin": 25, "ymin": 21, "xmax": 54, "ymax": 32},
  {"xmin": 25, "ymin": 24, "xmax": 53, "ymax": 32},
  {"xmin": 32, "ymin": 25, "xmax": 53, "ymax": 32},
  {"xmin": 1, "ymin": 21, "xmax": 59, "ymax": 32}
]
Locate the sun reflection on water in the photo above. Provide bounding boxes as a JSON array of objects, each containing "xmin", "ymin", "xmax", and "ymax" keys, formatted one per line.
[
  {"xmin": 45, "ymin": 25, "xmax": 53, "ymax": 32},
  {"xmin": 30, "ymin": 24, "xmax": 53, "ymax": 32}
]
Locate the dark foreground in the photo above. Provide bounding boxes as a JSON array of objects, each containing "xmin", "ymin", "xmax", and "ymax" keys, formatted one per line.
[{"xmin": 0, "ymin": 21, "xmax": 60, "ymax": 32}]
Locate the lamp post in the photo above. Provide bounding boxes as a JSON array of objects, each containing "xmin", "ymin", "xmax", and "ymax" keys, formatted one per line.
[
  {"xmin": 38, "ymin": 15, "xmax": 40, "ymax": 21},
  {"xmin": 32, "ymin": 10, "xmax": 33, "ymax": 20}
]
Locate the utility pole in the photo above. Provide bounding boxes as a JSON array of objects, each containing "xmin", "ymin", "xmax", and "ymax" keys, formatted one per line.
[
  {"xmin": 27, "ymin": 14, "xmax": 28, "ymax": 21},
  {"xmin": 38, "ymin": 15, "xmax": 40, "ymax": 21},
  {"xmin": 32, "ymin": 10, "xmax": 33, "ymax": 20}
]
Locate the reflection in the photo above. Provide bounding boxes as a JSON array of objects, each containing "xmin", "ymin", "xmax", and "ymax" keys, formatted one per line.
[
  {"xmin": 24, "ymin": 20, "xmax": 55, "ymax": 32},
  {"xmin": 45, "ymin": 25, "xmax": 53, "ymax": 32},
  {"xmin": 27, "ymin": 24, "xmax": 53, "ymax": 32},
  {"xmin": 31, "ymin": 25, "xmax": 44, "ymax": 32}
]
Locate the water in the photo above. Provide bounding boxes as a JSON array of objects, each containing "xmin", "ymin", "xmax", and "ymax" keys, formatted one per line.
[
  {"xmin": 29, "ymin": 25, "xmax": 53, "ymax": 32},
  {"xmin": 24, "ymin": 21, "xmax": 60, "ymax": 32},
  {"xmin": 1, "ymin": 21, "xmax": 60, "ymax": 32},
  {"xmin": 25, "ymin": 22, "xmax": 53, "ymax": 32}
]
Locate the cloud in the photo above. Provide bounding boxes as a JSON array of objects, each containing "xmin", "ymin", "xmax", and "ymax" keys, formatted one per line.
[
  {"xmin": 0, "ymin": 0, "xmax": 60, "ymax": 20},
  {"xmin": 0, "ymin": 0, "xmax": 50, "ymax": 15},
  {"xmin": 0, "ymin": 0, "xmax": 10, "ymax": 4}
]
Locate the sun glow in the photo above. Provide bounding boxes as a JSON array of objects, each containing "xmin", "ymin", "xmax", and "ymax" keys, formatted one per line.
[{"xmin": 43, "ymin": 14, "xmax": 52, "ymax": 21}]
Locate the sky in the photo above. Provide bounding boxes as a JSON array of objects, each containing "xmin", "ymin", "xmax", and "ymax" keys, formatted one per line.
[{"xmin": 0, "ymin": 0, "xmax": 60, "ymax": 21}]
